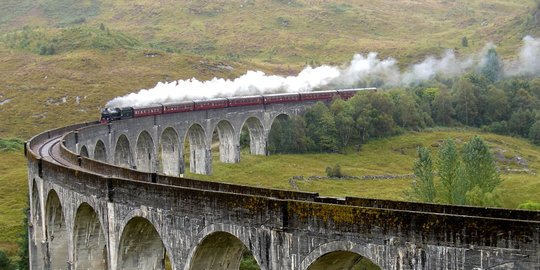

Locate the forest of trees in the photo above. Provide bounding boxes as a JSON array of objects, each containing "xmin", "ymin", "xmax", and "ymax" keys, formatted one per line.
[{"xmin": 268, "ymin": 73, "xmax": 540, "ymax": 154}]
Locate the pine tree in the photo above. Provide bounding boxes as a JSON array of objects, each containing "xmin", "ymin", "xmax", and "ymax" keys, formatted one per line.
[
  {"xmin": 461, "ymin": 136, "xmax": 501, "ymax": 205},
  {"xmin": 481, "ymin": 48, "xmax": 501, "ymax": 83},
  {"xmin": 437, "ymin": 139, "xmax": 466, "ymax": 205}
]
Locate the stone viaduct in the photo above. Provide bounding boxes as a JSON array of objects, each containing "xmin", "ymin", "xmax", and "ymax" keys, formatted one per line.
[{"xmin": 26, "ymin": 100, "xmax": 540, "ymax": 270}]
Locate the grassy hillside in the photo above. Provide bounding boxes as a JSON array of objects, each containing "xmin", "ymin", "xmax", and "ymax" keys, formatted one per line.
[
  {"xmin": 193, "ymin": 129, "xmax": 540, "ymax": 208},
  {"xmin": 0, "ymin": 0, "xmax": 538, "ymax": 138}
]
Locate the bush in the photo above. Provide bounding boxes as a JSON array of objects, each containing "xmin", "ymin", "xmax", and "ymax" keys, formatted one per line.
[
  {"xmin": 0, "ymin": 249, "xmax": 12, "ymax": 269},
  {"xmin": 325, "ymin": 163, "xmax": 343, "ymax": 178},
  {"xmin": 518, "ymin": 200, "xmax": 540, "ymax": 210}
]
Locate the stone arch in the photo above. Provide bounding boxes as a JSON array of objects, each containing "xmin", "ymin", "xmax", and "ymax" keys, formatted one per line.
[
  {"xmin": 212, "ymin": 120, "xmax": 239, "ymax": 163},
  {"xmin": 80, "ymin": 145, "xmax": 89, "ymax": 158},
  {"xmin": 45, "ymin": 189, "xmax": 69, "ymax": 269},
  {"xmin": 300, "ymin": 241, "xmax": 381, "ymax": 270},
  {"xmin": 136, "ymin": 130, "xmax": 155, "ymax": 172},
  {"xmin": 73, "ymin": 203, "xmax": 107, "ymax": 270},
  {"xmin": 184, "ymin": 123, "xmax": 210, "ymax": 174},
  {"xmin": 31, "ymin": 180, "xmax": 45, "ymax": 269},
  {"xmin": 240, "ymin": 117, "xmax": 266, "ymax": 156},
  {"xmin": 186, "ymin": 230, "xmax": 260, "ymax": 270},
  {"xmin": 94, "ymin": 140, "xmax": 107, "ymax": 162},
  {"xmin": 160, "ymin": 127, "xmax": 181, "ymax": 176},
  {"xmin": 117, "ymin": 217, "xmax": 170, "ymax": 270},
  {"xmin": 114, "ymin": 134, "xmax": 132, "ymax": 168},
  {"xmin": 267, "ymin": 113, "xmax": 294, "ymax": 154}
]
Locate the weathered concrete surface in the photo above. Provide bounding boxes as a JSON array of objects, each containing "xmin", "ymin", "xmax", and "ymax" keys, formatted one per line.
[{"xmin": 26, "ymin": 105, "xmax": 540, "ymax": 270}]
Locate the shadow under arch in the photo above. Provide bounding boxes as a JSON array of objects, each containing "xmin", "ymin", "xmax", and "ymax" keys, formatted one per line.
[
  {"xmin": 73, "ymin": 203, "xmax": 107, "ymax": 270},
  {"xmin": 184, "ymin": 123, "xmax": 209, "ymax": 174},
  {"xmin": 94, "ymin": 140, "xmax": 107, "ymax": 162},
  {"xmin": 240, "ymin": 117, "xmax": 266, "ymax": 156},
  {"xmin": 212, "ymin": 120, "xmax": 238, "ymax": 163},
  {"xmin": 186, "ymin": 229, "xmax": 261, "ymax": 270},
  {"xmin": 31, "ymin": 179, "xmax": 45, "ymax": 269},
  {"xmin": 160, "ymin": 127, "xmax": 181, "ymax": 176},
  {"xmin": 45, "ymin": 189, "xmax": 69, "ymax": 270},
  {"xmin": 136, "ymin": 130, "xmax": 155, "ymax": 172},
  {"xmin": 268, "ymin": 113, "xmax": 301, "ymax": 154},
  {"xmin": 80, "ymin": 145, "xmax": 89, "ymax": 158},
  {"xmin": 117, "ymin": 217, "xmax": 171, "ymax": 270},
  {"xmin": 114, "ymin": 134, "xmax": 132, "ymax": 168},
  {"xmin": 300, "ymin": 242, "xmax": 381, "ymax": 270}
]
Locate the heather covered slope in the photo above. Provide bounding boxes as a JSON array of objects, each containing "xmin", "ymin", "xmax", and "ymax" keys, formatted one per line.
[{"xmin": 0, "ymin": 0, "xmax": 538, "ymax": 138}]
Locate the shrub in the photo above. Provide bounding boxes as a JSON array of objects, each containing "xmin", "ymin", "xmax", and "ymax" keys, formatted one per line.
[
  {"xmin": 325, "ymin": 163, "xmax": 343, "ymax": 178},
  {"xmin": 518, "ymin": 200, "xmax": 540, "ymax": 210}
]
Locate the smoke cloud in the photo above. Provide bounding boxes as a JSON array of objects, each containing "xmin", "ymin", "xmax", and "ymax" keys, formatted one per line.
[
  {"xmin": 504, "ymin": 36, "xmax": 540, "ymax": 77},
  {"xmin": 106, "ymin": 36, "xmax": 540, "ymax": 108}
]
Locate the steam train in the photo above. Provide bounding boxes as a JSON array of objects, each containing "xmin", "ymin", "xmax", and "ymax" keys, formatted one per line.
[{"xmin": 100, "ymin": 88, "xmax": 376, "ymax": 123}]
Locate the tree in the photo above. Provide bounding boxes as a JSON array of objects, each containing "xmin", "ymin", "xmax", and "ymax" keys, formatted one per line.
[
  {"xmin": 409, "ymin": 146, "xmax": 436, "ymax": 202},
  {"xmin": 480, "ymin": 47, "xmax": 501, "ymax": 83},
  {"xmin": 484, "ymin": 85, "xmax": 509, "ymax": 123},
  {"xmin": 432, "ymin": 90, "xmax": 455, "ymax": 126},
  {"xmin": 453, "ymin": 77, "xmax": 479, "ymax": 126},
  {"xmin": 508, "ymin": 109, "xmax": 536, "ymax": 137},
  {"xmin": 529, "ymin": 121, "xmax": 540, "ymax": 145},
  {"xmin": 437, "ymin": 139, "xmax": 466, "ymax": 205},
  {"xmin": 330, "ymin": 99, "xmax": 354, "ymax": 147},
  {"xmin": 461, "ymin": 136, "xmax": 501, "ymax": 206}
]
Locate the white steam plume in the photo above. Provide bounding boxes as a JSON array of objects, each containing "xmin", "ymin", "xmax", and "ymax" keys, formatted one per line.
[
  {"xmin": 106, "ymin": 36, "xmax": 540, "ymax": 108},
  {"xmin": 504, "ymin": 36, "xmax": 540, "ymax": 77}
]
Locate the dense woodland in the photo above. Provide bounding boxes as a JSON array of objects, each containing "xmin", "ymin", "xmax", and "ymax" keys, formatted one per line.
[{"xmin": 267, "ymin": 67, "xmax": 540, "ymax": 154}]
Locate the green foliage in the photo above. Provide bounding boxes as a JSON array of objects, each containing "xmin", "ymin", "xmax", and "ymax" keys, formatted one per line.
[
  {"xmin": 409, "ymin": 136, "xmax": 502, "ymax": 206},
  {"xmin": 437, "ymin": 139, "xmax": 466, "ymax": 205},
  {"xmin": 1, "ymin": 25, "xmax": 140, "ymax": 54},
  {"xmin": 529, "ymin": 121, "xmax": 540, "ymax": 145},
  {"xmin": 480, "ymin": 48, "xmax": 501, "ymax": 83},
  {"xmin": 461, "ymin": 136, "xmax": 501, "ymax": 206},
  {"xmin": 461, "ymin": 36, "xmax": 468, "ymax": 47},
  {"xmin": 17, "ymin": 207, "xmax": 29, "ymax": 270},
  {"xmin": 325, "ymin": 163, "xmax": 343, "ymax": 178},
  {"xmin": 517, "ymin": 200, "xmax": 540, "ymax": 210},
  {"xmin": 0, "ymin": 138, "xmax": 23, "ymax": 152},
  {"xmin": 409, "ymin": 146, "xmax": 436, "ymax": 202},
  {"xmin": 239, "ymin": 249, "xmax": 260, "ymax": 270},
  {"xmin": 0, "ymin": 249, "xmax": 13, "ymax": 270}
]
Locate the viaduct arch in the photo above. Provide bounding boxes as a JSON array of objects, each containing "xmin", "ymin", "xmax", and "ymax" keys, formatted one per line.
[{"xmin": 26, "ymin": 100, "xmax": 540, "ymax": 269}]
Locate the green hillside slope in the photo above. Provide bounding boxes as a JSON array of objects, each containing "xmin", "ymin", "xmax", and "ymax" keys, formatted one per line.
[{"xmin": 0, "ymin": 0, "xmax": 538, "ymax": 138}]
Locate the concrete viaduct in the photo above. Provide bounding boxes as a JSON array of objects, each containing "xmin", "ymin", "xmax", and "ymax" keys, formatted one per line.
[{"xmin": 26, "ymin": 100, "xmax": 540, "ymax": 270}]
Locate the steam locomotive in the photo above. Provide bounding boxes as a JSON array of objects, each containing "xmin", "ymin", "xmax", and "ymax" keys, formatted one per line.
[{"xmin": 100, "ymin": 88, "xmax": 375, "ymax": 123}]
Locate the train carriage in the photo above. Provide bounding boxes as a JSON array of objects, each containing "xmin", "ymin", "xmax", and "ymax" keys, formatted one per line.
[
  {"xmin": 263, "ymin": 93, "xmax": 300, "ymax": 104},
  {"xmin": 133, "ymin": 104, "xmax": 163, "ymax": 118},
  {"xmin": 299, "ymin": 90, "xmax": 339, "ymax": 101},
  {"xmin": 228, "ymin": 95, "xmax": 264, "ymax": 107},
  {"xmin": 163, "ymin": 101, "xmax": 195, "ymax": 114},
  {"xmin": 194, "ymin": 98, "xmax": 229, "ymax": 111}
]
